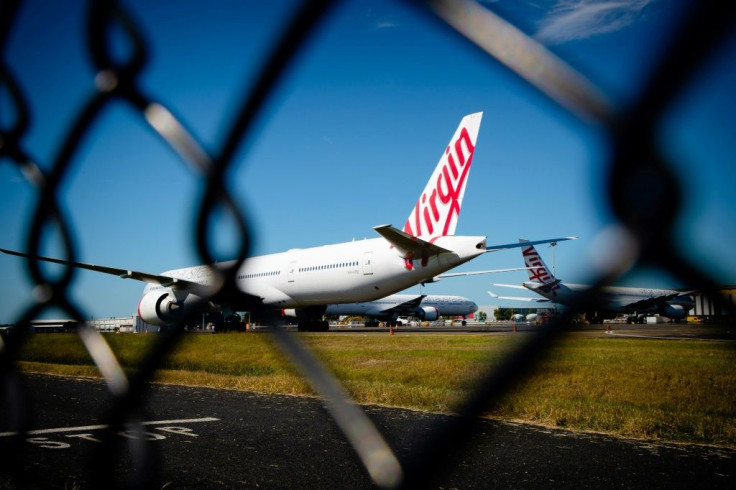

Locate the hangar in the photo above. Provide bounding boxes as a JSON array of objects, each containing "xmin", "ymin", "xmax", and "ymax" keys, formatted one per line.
[{"xmin": 690, "ymin": 286, "xmax": 736, "ymax": 322}]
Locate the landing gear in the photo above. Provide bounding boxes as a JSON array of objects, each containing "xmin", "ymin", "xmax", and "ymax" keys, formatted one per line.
[{"xmin": 297, "ymin": 320, "xmax": 329, "ymax": 332}]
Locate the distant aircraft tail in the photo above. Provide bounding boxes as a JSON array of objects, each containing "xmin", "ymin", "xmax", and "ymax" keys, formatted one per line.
[
  {"xmin": 403, "ymin": 112, "xmax": 482, "ymax": 242},
  {"xmin": 520, "ymin": 239, "xmax": 558, "ymax": 285}
]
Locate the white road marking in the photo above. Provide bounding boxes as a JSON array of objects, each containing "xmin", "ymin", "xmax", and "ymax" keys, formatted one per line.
[
  {"xmin": 0, "ymin": 417, "xmax": 219, "ymax": 437},
  {"xmin": 607, "ymin": 332, "xmax": 734, "ymax": 342}
]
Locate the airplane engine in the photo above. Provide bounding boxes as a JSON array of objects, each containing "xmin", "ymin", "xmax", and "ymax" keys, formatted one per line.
[
  {"xmin": 138, "ymin": 290, "xmax": 201, "ymax": 326},
  {"xmin": 416, "ymin": 306, "xmax": 439, "ymax": 321},
  {"xmin": 660, "ymin": 304, "xmax": 687, "ymax": 319},
  {"xmin": 281, "ymin": 309, "xmax": 297, "ymax": 319},
  {"xmin": 526, "ymin": 313, "xmax": 539, "ymax": 324}
]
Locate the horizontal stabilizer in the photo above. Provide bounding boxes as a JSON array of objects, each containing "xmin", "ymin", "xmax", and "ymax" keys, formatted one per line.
[
  {"xmin": 373, "ymin": 224, "xmax": 450, "ymax": 260},
  {"xmin": 0, "ymin": 247, "xmax": 205, "ymax": 292},
  {"xmin": 485, "ymin": 236, "xmax": 578, "ymax": 252}
]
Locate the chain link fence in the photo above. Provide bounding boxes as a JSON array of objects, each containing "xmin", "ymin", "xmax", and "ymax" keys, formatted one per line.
[{"xmin": 1, "ymin": 0, "xmax": 735, "ymax": 488}]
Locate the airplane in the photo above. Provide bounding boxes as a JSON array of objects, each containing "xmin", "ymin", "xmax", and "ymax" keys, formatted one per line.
[
  {"xmin": 315, "ymin": 293, "xmax": 478, "ymax": 327},
  {"xmin": 1, "ymin": 112, "xmax": 577, "ymax": 331},
  {"xmin": 489, "ymin": 239, "xmax": 695, "ymax": 323}
]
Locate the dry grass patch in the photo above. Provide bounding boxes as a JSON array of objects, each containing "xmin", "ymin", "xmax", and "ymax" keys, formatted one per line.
[{"xmin": 14, "ymin": 331, "xmax": 736, "ymax": 446}]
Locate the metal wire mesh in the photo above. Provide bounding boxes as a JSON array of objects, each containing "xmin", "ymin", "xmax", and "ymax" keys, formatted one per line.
[{"xmin": 1, "ymin": 0, "xmax": 734, "ymax": 488}]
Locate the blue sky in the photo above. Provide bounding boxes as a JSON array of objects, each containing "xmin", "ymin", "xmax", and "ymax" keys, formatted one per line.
[{"xmin": 1, "ymin": 0, "xmax": 734, "ymax": 322}]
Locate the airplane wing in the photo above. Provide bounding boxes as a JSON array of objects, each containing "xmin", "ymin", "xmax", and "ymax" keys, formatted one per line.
[
  {"xmin": 485, "ymin": 236, "xmax": 578, "ymax": 252},
  {"xmin": 492, "ymin": 283, "xmax": 529, "ymax": 290},
  {"xmin": 0, "ymin": 248, "xmax": 205, "ymax": 292},
  {"xmin": 373, "ymin": 224, "xmax": 451, "ymax": 259},
  {"xmin": 622, "ymin": 293, "xmax": 683, "ymax": 311},
  {"xmin": 420, "ymin": 267, "xmax": 534, "ymax": 285},
  {"xmin": 374, "ymin": 295, "xmax": 426, "ymax": 316},
  {"xmin": 437, "ymin": 267, "xmax": 532, "ymax": 278},
  {"xmin": 488, "ymin": 291, "xmax": 552, "ymax": 303}
]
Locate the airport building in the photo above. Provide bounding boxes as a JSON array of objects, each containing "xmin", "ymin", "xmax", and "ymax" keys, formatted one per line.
[
  {"xmin": 87, "ymin": 315, "xmax": 155, "ymax": 333},
  {"xmin": 25, "ymin": 315, "xmax": 157, "ymax": 333}
]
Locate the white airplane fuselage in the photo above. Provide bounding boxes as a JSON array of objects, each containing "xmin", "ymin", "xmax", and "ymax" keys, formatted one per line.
[
  {"xmin": 145, "ymin": 234, "xmax": 487, "ymax": 309},
  {"xmin": 524, "ymin": 282, "xmax": 692, "ymax": 312}
]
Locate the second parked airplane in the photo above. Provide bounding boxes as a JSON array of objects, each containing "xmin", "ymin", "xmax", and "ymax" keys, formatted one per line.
[
  {"xmin": 490, "ymin": 240, "xmax": 694, "ymax": 322},
  {"xmin": 317, "ymin": 294, "xmax": 477, "ymax": 327}
]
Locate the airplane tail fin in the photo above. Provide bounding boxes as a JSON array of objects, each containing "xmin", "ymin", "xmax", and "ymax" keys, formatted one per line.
[
  {"xmin": 520, "ymin": 239, "xmax": 558, "ymax": 285},
  {"xmin": 403, "ymin": 112, "xmax": 482, "ymax": 242}
]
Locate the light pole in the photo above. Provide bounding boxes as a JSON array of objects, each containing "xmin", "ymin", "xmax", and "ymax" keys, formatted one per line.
[{"xmin": 548, "ymin": 241, "xmax": 557, "ymax": 277}]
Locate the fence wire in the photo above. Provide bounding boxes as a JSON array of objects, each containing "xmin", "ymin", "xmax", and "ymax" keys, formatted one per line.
[{"xmin": 1, "ymin": 0, "xmax": 735, "ymax": 488}]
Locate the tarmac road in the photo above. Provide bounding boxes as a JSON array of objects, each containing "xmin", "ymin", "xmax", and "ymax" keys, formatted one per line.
[
  {"xmin": 328, "ymin": 322, "xmax": 736, "ymax": 341},
  {"xmin": 1, "ymin": 373, "xmax": 733, "ymax": 489}
]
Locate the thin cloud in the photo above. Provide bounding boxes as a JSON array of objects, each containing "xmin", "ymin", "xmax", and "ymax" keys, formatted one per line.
[
  {"xmin": 536, "ymin": 0, "xmax": 654, "ymax": 44},
  {"xmin": 361, "ymin": 7, "xmax": 399, "ymax": 31},
  {"xmin": 374, "ymin": 21, "xmax": 399, "ymax": 30}
]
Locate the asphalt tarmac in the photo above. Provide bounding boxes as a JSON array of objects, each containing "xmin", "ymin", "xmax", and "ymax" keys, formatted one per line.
[
  {"xmin": 1, "ymin": 373, "xmax": 733, "ymax": 489},
  {"xmin": 328, "ymin": 322, "xmax": 736, "ymax": 341}
]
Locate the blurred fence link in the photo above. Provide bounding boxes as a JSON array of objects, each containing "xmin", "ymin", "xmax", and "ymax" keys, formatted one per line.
[{"xmin": 1, "ymin": 0, "xmax": 734, "ymax": 488}]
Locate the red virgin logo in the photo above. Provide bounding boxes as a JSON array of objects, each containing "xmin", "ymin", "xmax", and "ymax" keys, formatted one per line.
[
  {"xmin": 403, "ymin": 126, "xmax": 475, "ymax": 239},
  {"xmin": 522, "ymin": 246, "xmax": 553, "ymax": 283}
]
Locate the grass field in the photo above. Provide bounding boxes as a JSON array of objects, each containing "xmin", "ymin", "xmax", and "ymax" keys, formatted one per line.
[{"xmin": 15, "ymin": 331, "xmax": 736, "ymax": 447}]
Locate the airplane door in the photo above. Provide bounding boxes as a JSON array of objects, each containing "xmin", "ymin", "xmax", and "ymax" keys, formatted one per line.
[
  {"xmin": 288, "ymin": 261, "xmax": 296, "ymax": 282},
  {"xmin": 362, "ymin": 252, "xmax": 373, "ymax": 275}
]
